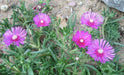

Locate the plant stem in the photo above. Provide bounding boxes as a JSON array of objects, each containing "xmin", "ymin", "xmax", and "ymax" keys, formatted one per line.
[
  {"xmin": 73, "ymin": 61, "xmax": 78, "ymax": 75},
  {"xmin": 70, "ymin": 48, "xmax": 79, "ymax": 53},
  {"xmin": 3, "ymin": 59, "xmax": 20, "ymax": 73},
  {"xmin": 12, "ymin": 66, "xmax": 20, "ymax": 73},
  {"xmin": 102, "ymin": 17, "xmax": 108, "ymax": 39}
]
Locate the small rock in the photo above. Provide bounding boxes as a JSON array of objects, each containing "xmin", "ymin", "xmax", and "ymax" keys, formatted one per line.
[
  {"xmin": 121, "ymin": 27, "xmax": 124, "ymax": 31},
  {"xmin": 102, "ymin": 0, "xmax": 124, "ymax": 12},
  {"xmin": 77, "ymin": 2, "xmax": 83, "ymax": 6},
  {"xmin": 68, "ymin": 1, "xmax": 76, "ymax": 7},
  {"xmin": 2, "ymin": 42, "xmax": 4, "ymax": 44},
  {"xmin": 56, "ymin": 14, "xmax": 67, "ymax": 29},
  {"xmin": 8, "ymin": 15, "xmax": 11, "ymax": 19},
  {"xmin": 66, "ymin": 0, "xmax": 71, "ymax": 2},
  {"xmin": 59, "ymin": 19, "xmax": 67, "ymax": 29},
  {"xmin": 0, "ymin": 4, "xmax": 9, "ymax": 12}
]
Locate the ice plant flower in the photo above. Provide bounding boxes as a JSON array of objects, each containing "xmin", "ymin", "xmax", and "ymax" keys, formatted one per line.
[
  {"xmin": 33, "ymin": 3, "xmax": 46, "ymax": 11},
  {"xmin": 75, "ymin": 57, "xmax": 79, "ymax": 61},
  {"xmin": 3, "ymin": 27, "xmax": 27, "ymax": 47},
  {"xmin": 86, "ymin": 39, "xmax": 115, "ymax": 63},
  {"xmin": 72, "ymin": 31, "xmax": 92, "ymax": 48},
  {"xmin": 33, "ymin": 13, "xmax": 51, "ymax": 27},
  {"xmin": 80, "ymin": 11, "xmax": 104, "ymax": 29}
]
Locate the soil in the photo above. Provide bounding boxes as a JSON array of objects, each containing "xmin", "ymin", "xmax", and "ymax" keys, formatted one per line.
[{"xmin": 0, "ymin": 0, "xmax": 124, "ymax": 63}]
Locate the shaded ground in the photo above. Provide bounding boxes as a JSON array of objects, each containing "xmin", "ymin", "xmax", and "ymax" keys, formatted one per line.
[{"xmin": 0, "ymin": 0, "xmax": 124, "ymax": 63}]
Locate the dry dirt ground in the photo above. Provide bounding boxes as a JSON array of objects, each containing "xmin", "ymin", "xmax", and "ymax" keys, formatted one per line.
[{"xmin": 0, "ymin": 0, "xmax": 124, "ymax": 63}]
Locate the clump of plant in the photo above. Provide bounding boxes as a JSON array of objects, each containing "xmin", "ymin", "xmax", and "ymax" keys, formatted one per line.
[{"xmin": 0, "ymin": 0, "xmax": 124, "ymax": 75}]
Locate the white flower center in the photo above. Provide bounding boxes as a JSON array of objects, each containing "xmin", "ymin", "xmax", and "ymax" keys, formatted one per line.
[
  {"xmin": 98, "ymin": 49, "xmax": 104, "ymax": 54},
  {"xmin": 12, "ymin": 35, "xmax": 18, "ymax": 40},
  {"xmin": 90, "ymin": 19, "xmax": 94, "ymax": 23},
  {"xmin": 40, "ymin": 20, "xmax": 44, "ymax": 23},
  {"xmin": 80, "ymin": 39, "xmax": 84, "ymax": 43}
]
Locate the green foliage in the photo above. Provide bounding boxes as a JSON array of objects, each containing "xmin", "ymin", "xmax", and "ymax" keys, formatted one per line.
[
  {"xmin": 0, "ymin": 18, "xmax": 12, "ymax": 36},
  {"xmin": 98, "ymin": 61, "xmax": 124, "ymax": 75},
  {"xmin": 102, "ymin": 8, "xmax": 121, "ymax": 42}
]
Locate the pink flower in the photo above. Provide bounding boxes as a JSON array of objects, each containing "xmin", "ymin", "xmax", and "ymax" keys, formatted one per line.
[
  {"xmin": 75, "ymin": 57, "xmax": 79, "ymax": 61},
  {"xmin": 86, "ymin": 39, "xmax": 115, "ymax": 63},
  {"xmin": 33, "ymin": 3, "xmax": 46, "ymax": 12},
  {"xmin": 72, "ymin": 31, "xmax": 92, "ymax": 48},
  {"xmin": 3, "ymin": 27, "xmax": 27, "ymax": 47},
  {"xmin": 80, "ymin": 11, "xmax": 104, "ymax": 29},
  {"xmin": 33, "ymin": 13, "xmax": 51, "ymax": 27}
]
